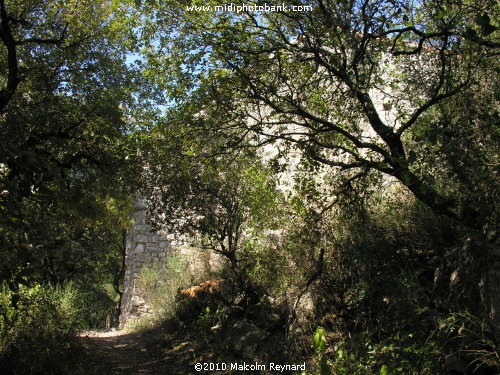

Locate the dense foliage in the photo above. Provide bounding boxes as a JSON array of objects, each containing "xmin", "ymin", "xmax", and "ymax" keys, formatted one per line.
[
  {"xmin": 0, "ymin": 0, "xmax": 140, "ymax": 372},
  {"xmin": 132, "ymin": 0, "xmax": 498, "ymax": 373},
  {"xmin": 0, "ymin": 0, "xmax": 498, "ymax": 373}
]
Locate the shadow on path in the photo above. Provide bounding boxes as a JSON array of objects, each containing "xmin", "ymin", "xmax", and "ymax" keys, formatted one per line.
[
  {"xmin": 77, "ymin": 320, "xmax": 194, "ymax": 375},
  {"xmin": 74, "ymin": 317, "xmax": 290, "ymax": 375}
]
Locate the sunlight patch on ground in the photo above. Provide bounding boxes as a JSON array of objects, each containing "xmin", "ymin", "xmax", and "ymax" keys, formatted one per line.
[{"xmin": 78, "ymin": 329, "xmax": 130, "ymax": 338}]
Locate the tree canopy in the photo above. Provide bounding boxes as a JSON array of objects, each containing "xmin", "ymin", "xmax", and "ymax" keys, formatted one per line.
[
  {"xmin": 0, "ymin": 0, "xmax": 139, "ymax": 292},
  {"xmin": 1, "ymin": 1, "xmax": 499, "ymax": 373},
  {"xmin": 135, "ymin": 0, "xmax": 498, "ymax": 229}
]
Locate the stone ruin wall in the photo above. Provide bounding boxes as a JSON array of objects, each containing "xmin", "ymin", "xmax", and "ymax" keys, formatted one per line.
[
  {"xmin": 119, "ymin": 197, "xmax": 221, "ymax": 326},
  {"xmin": 118, "ymin": 197, "xmax": 172, "ymax": 326}
]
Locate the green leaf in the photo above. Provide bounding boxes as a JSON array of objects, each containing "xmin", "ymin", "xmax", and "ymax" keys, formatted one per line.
[{"xmin": 313, "ymin": 328, "xmax": 327, "ymax": 352}]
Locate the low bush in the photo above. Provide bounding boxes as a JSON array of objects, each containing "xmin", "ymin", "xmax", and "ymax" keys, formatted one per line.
[
  {"xmin": 126, "ymin": 254, "xmax": 193, "ymax": 331},
  {"xmin": 0, "ymin": 281, "xmax": 83, "ymax": 374}
]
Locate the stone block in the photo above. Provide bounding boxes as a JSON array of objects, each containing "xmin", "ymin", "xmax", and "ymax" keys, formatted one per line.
[
  {"xmin": 134, "ymin": 243, "xmax": 145, "ymax": 254},
  {"xmin": 135, "ymin": 234, "xmax": 148, "ymax": 243}
]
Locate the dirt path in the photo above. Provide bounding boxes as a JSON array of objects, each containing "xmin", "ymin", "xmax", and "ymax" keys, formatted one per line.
[
  {"xmin": 79, "ymin": 331, "xmax": 166, "ymax": 374},
  {"xmin": 74, "ymin": 318, "xmax": 287, "ymax": 375},
  {"xmin": 77, "ymin": 321, "xmax": 195, "ymax": 375}
]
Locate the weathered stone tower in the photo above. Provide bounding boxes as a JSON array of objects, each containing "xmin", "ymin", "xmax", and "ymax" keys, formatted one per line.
[{"xmin": 119, "ymin": 197, "xmax": 174, "ymax": 326}]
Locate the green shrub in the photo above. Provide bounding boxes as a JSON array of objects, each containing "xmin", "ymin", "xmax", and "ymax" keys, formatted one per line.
[
  {"xmin": 288, "ymin": 185, "xmax": 465, "ymax": 374},
  {"xmin": 311, "ymin": 332, "xmax": 441, "ymax": 375},
  {"xmin": 127, "ymin": 254, "xmax": 193, "ymax": 330},
  {"xmin": 0, "ymin": 281, "xmax": 82, "ymax": 374},
  {"xmin": 67, "ymin": 282, "xmax": 118, "ymax": 329},
  {"xmin": 150, "ymin": 255, "xmax": 192, "ymax": 314},
  {"xmin": 439, "ymin": 311, "xmax": 500, "ymax": 373}
]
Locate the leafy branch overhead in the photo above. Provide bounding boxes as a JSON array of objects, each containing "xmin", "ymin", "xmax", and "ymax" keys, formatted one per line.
[
  {"xmin": 138, "ymin": 0, "xmax": 498, "ymax": 228},
  {"xmin": 0, "ymin": 0, "xmax": 138, "ymax": 286}
]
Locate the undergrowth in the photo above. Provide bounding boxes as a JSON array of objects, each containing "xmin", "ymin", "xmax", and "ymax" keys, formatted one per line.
[{"xmin": 0, "ymin": 281, "xmax": 84, "ymax": 374}]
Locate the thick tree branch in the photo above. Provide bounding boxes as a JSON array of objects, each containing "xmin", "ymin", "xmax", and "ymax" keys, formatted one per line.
[
  {"xmin": 0, "ymin": 0, "xmax": 19, "ymax": 112},
  {"xmin": 16, "ymin": 23, "xmax": 69, "ymax": 46}
]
